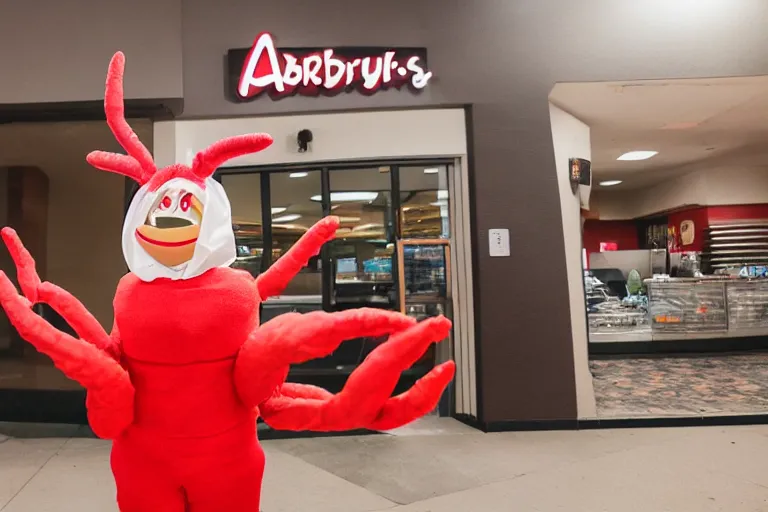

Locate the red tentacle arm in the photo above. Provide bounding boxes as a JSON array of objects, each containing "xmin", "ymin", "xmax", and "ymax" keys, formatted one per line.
[
  {"xmin": 192, "ymin": 133, "xmax": 274, "ymax": 180},
  {"xmin": 1, "ymin": 228, "xmax": 118, "ymax": 358},
  {"xmin": 234, "ymin": 308, "xmax": 417, "ymax": 409},
  {"xmin": 258, "ymin": 315, "xmax": 455, "ymax": 432},
  {"xmin": 103, "ymin": 52, "xmax": 155, "ymax": 175},
  {"xmin": 85, "ymin": 151, "xmax": 146, "ymax": 185},
  {"xmin": 0, "ymin": 228, "xmax": 133, "ymax": 438},
  {"xmin": 86, "ymin": 51, "xmax": 155, "ymax": 184},
  {"xmin": 255, "ymin": 216, "xmax": 339, "ymax": 300}
]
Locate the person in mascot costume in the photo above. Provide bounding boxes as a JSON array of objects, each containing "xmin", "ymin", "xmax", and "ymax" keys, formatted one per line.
[{"xmin": 0, "ymin": 52, "xmax": 455, "ymax": 511}]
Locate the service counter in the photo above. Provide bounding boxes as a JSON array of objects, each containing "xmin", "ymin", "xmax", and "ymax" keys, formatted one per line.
[{"xmin": 589, "ymin": 277, "xmax": 768, "ymax": 343}]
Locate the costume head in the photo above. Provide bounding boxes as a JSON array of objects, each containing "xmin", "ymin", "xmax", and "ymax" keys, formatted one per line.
[{"xmin": 87, "ymin": 52, "xmax": 273, "ymax": 282}]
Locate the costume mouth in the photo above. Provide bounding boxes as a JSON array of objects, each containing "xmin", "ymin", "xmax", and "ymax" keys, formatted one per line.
[
  {"xmin": 135, "ymin": 224, "xmax": 201, "ymax": 247},
  {"xmin": 135, "ymin": 229, "xmax": 198, "ymax": 247}
]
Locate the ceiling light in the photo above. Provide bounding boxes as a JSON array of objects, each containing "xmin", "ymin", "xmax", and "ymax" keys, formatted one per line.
[
  {"xmin": 338, "ymin": 216, "xmax": 361, "ymax": 223},
  {"xmin": 272, "ymin": 214, "xmax": 302, "ymax": 223},
  {"xmin": 424, "ymin": 167, "xmax": 440, "ymax": 174},
  {"xmin": 289, "ymin": 172, "xmax": 309, "ymax": 178},
  {"xmin": 617, "ymin": 151, "xmax": 658, "ymax": 161},
  {"xmin": 599, "ymin": 180, "xmax": 623, "ymax": 187},
  {"xmin": 271, "ymin": 207, "xmax": 287, "ymax": 215},
  {"xmin": 431, "ymin": 200, "xmax": 449, "ymax": 207},
  {"xmin": 310, "ymin": 192, "xmax": 379, "ymax": 202}
]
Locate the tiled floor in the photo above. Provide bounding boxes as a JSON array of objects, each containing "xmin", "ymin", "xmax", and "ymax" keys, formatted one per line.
[
  {"xmin": 2, "ymin": 419, "xmax": 768, "ymax": 511},
  {"xmin": 591, "ymin": 352, "xmax": 768, "ymax": 418}
]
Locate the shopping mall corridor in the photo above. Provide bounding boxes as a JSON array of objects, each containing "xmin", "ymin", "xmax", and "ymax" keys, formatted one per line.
[{"xmin": 1, "ymin": 418, "xmax": 767, "ymax": 511}]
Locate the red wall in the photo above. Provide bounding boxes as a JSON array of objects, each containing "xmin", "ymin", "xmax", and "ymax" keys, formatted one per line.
[
  {"xmin": 708, "ymin": 204, "xmax": 768, "ymax": 222},
  {"xmin": 667, "ymin": 207, "xmax": 709, "ymax": 252},
  {"xmin": 584, "ymin": 205, "xmax": 768, "ymax": 256},
  {"xmin": 582, "ymin": 220, "xmax": 639, "ymax": 255},
  {"xmin": 668, "ymin": 204, "xmax": 768, "ymax": 252}
]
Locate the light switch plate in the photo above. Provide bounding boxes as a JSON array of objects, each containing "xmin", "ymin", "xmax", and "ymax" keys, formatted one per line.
[{"xmin": 489, "ymin": 229, "xmax": 510, "ymax": 257}]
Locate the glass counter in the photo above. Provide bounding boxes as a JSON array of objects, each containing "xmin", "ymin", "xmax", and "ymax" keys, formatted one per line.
[{"xmin": 589, "ymin": 277, "xmax": 768, "ymax": 342}]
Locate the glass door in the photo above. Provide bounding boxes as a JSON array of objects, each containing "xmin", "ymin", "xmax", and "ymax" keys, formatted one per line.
[
  {"xmin": 396, "ymin": 239, "xmax": 453, "ymax": 414},
  {"xmin": 219, "ymin": 161, "xmax": 456, "ymax": 398}
]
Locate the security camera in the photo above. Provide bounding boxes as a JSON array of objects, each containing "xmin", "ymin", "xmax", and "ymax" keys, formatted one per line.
[{"xmin": 297, "ymin": 129, "xmax": 313, "ymax": 153}]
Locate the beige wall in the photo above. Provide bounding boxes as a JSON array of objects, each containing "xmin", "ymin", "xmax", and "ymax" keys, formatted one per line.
[
  {"xmin": 549, "ymin": 104, "xmax": 597, "ymax": 419},
  {"xmin": 0, "ymin": 121, "xmax": 152, "ymax": 327},
  {"xmin": 593, "ymin": 165, "xmax": 768, "ymax": 220},
  {"xmin": 0, "ymin": 0, "xmax": 182, "ymax": 103}
]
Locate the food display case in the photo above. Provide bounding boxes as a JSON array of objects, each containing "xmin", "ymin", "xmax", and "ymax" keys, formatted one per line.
[
  {"xmin": 646, "ymin": 278, "xmax": 728, "ymax": 337},
  {"xmin": 726, "ymin": 279, "xmax": 768, "ymax": 331},
  {"xmin": 589, "ymin": 276, "xmax": 768, "ymax": 342},
  {"xmin": 586, "ymin": 271, "xmax": 650, "ymax": 341}
]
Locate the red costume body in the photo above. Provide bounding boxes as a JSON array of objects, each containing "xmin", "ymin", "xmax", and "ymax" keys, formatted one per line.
[{"xmin": 0, "ymin": 52, "xmax": 454, "ymax": 511}]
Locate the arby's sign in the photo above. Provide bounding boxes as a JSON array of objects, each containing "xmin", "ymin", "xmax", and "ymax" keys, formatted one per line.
[{"xmin": 228, "ymin": 33, "xmax": 432, "ymax": 101}]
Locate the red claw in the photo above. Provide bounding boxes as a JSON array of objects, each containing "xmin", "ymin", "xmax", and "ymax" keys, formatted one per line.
[
  {"xmin": 1, "ymin": 227, "xmax": 42, "ymax": 303},
  {"xmin": 257, "ymin": 315, "xmax": 454, "ymax": 432},
  {"xmin": 255, "ymin": 216, "xmax": 340, "ymax": 300}
]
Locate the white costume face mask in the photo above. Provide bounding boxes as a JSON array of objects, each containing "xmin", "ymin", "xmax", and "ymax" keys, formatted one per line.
[{"xmin": 122, "ymin": 177, "xmax": 236, "ymax": 282}]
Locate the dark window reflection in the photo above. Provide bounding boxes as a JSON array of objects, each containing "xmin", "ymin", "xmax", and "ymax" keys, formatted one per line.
[
  {"xmin": 222, "ymin": 173, "xmax": 263, "ymax": 277},
  {"xmin": 399, "ymin": 165, "xmax": 450, "ymax": 239},
  {"xmin": 270, "ymin": 171, "xmax": 323, "ymax": 296},
  {"xmin": 329, "ymin": 168, "xmax": 395, "ymax": 309}
]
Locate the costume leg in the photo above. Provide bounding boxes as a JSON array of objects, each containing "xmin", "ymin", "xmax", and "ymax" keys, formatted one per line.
[
  {"xmin": 111, "ymin": 442, "xmax": 185, "ymax": 512},
  {"xmin": 185, "ymin": 441, "xmax": 265, "ymax": 512}
]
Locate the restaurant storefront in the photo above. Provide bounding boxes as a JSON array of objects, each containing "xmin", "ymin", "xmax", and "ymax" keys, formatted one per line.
[{"xmin": 3, "ymin": 0, "xmax": 768, "ymax": 430}]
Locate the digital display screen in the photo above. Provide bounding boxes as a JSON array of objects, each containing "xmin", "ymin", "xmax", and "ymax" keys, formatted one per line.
[{"xmin": 336, "ymin": 258, "xmax": 357, "ymax": 273}]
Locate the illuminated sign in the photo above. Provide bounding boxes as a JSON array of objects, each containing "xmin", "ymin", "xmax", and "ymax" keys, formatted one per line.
[{"xmin": 228, "ymin": 33, "xmax": 432, "ymax": 101}]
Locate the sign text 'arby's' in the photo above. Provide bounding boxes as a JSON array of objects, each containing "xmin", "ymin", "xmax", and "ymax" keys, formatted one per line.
[{"xmin": 235, "ymin": 33, "xmax": 432, "ymax": 101}]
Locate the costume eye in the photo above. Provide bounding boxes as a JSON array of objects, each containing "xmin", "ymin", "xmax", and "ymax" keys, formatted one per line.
[
  {"xmin": 159, "ymin": 196, "xmax": 172, "ymax": 210},
  {"xmin": 180, "ymin": 193, "xmax": 193, "ymax": 212}
]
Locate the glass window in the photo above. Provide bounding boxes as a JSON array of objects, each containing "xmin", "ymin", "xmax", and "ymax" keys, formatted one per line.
[
  {"xmin": 399, "ymin": 165, "xmax": 450, "ymax": 239},
  {"xmin": 269, "ymin": 170, "xmax": 324, "ymax": 296},
  {"xmin": 329, "ymin": 167, "xmax": 395, "ymax": 307},
  {"xmin": 222, "ymin": 173, "xmax": 263, "ymax": 277}
]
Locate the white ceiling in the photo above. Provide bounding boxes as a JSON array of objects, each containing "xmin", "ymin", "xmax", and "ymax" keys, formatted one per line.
[{"xmin": 550, "ymin": 76, "xmax": 768, "ymax": 190}]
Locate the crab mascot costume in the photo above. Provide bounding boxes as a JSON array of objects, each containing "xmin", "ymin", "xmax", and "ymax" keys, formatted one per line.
[{"xmin": 0, "ymin": 52, "xmax": 455, "ymax": 511}]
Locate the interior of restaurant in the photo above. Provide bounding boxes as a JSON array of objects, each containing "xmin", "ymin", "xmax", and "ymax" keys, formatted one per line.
[{"xmin": 550, "ymin": 76, "xmax": 768, "ymax": 419}]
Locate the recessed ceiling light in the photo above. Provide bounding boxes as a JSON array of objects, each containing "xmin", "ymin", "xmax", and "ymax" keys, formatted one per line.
[
  {"xmin": 310, "ymin": 192, "xmax": 379, "ymax": 202},
  {"xmin": 272, "ymin": 214, "xmax": 302, "ymax": 223},
  {"xmin": 424, "ymin": 167, "xmax": 440, "ymax": 174},
  {"xmin": 599, "ymin": 180, "xmax": 623, "ymax": 187},
  {"xmin": 617, "ymin": 151, "xmax": 658, "ymax": 161},
  {"xmin": 271, "ymin": 207, "xmax": 287, "ymax": 215},
  {"xmin": 289, "ymin": 172, "xmax": 309, "ymax": 178}
]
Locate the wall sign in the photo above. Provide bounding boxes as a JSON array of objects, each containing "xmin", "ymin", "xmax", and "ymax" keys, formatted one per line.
[
  {"xmin": 228, "ymin": 33, "xmax": 432, "ymax": 102},
  {"xmin": 569, "ymin": 158, "xmax": 591, "ymax": 189}
]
